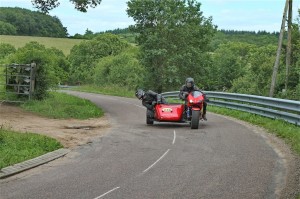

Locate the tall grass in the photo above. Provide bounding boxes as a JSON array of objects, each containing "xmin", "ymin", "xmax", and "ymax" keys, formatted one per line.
[{"xmin": 0, "ymin": 128, "xmax": 63, "ymax": 169}]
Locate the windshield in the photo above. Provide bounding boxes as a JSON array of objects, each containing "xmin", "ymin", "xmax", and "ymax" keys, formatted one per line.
[{"xmin": 191, "ymin": 91, "xmax": 203, "ymax": 98}]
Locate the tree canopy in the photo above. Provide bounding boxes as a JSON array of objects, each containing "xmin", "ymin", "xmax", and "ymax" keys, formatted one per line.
[
  {"xmin": 0, "ymin": 7, "xmax": 67, "ymax": 37},
  {"xmin": 31, "ymin": 0, "xmax": 102, "ymax": 13},
  {"xmin": 127, "ymin": 0, "xmax": 216, "ymax": 92}
]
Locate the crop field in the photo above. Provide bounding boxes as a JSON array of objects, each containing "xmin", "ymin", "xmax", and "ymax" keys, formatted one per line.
[{"xmin": 0, "ymin": 35, "xmax": 84, "ymax": 55}]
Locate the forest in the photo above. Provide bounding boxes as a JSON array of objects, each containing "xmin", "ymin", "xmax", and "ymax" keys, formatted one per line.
[
  {"xmin": 0, "ymin": 7, "xmax": 67, "ymax": 37},
  {"xmin": 0, "ymin": 5, "xmax": 299, "ymax": 100}
]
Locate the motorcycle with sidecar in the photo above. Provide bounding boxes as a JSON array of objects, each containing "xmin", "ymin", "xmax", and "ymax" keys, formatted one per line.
[{"xmin": 146, "ymin": 90, "xmax": 205, "ymax": 129}]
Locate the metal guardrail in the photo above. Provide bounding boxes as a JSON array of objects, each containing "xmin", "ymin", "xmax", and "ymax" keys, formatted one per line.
[{"xmin": 161, "ymin": 91, "xmax": 300, "ymax": 126}]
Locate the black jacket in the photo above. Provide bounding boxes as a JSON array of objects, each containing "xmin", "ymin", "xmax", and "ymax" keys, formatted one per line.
[
  {"xmin": 179, "ymin": 85, "xmax": 201, "ymax": 100},
  {"xmin": 142, "ymin": 90, "xmax": 162, "ymax": 110}
]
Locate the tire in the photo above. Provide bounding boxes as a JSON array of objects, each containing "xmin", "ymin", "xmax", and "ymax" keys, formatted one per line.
[
  {"xmin": 191, "ymin": 110, "xmax": 200, "ymax": 129},
  {"xmin": 146, "ymin": 110, "xmax": 154, "ymax": 125}
]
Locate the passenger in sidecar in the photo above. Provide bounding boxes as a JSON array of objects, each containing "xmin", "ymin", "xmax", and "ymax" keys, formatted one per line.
[{"xmin": 135, "ymin": 89, "xmax": 166, "ymax": 119}]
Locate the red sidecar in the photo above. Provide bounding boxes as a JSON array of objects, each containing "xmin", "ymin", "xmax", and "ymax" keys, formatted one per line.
[{"xmin": 146, "ymin": 91, "xmax": 205, "ymax": 129}]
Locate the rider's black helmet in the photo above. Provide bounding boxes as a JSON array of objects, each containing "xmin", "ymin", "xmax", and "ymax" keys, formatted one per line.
[
  {"xmin": 135, "ymin": 89, "xmax": 145, "ymax": 100},
  {"xmin": 185, "ymin": 77, "xmax": 194, "ymax": 88}
]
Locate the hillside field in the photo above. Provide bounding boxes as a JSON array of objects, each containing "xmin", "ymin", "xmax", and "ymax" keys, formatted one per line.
[{"xmin": 0, "ymin": 35, "xmax": 84, "ymax": 55}]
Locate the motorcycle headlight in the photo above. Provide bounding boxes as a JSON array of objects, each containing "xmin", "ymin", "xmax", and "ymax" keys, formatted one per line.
[{"xmin": 189, "ymin": 100, "xmax": 194, "ymax": 103}]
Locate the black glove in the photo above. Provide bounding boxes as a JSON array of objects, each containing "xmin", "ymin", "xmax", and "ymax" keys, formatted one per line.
[{"xmin": 184, "ymin": 92, "xmax": 189, "ymax": 98}]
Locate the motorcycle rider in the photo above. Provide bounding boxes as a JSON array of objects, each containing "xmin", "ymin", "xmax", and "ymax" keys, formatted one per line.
[
  {"xmin": 179, "ymin": 77, "xmax": 208, "ymax": 120},
  {"xmin": 135, "ymin": 89, "xmax": 166, "ymax": 118}
]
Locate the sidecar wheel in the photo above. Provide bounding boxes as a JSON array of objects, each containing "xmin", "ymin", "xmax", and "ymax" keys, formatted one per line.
[
  {"xmin": 146, "ymin": 116, "xmax": 154, "ymax": 125},
  {"xmin": 191, "ymin": 110, "xmax": 200, "ymax": 129},
  {"xmin": 146, "ymin": 110, "xmax": 154, "ymax": 125}
]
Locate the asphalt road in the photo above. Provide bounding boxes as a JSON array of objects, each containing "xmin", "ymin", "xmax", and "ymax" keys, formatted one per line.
[{"xmin": 0, "ymin": 91, "xmax": 294, "ymax": 199}]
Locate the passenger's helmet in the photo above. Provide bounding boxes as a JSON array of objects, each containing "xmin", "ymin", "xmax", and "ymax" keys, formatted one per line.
[
  {"xmin": 185, "ymin": 77, "xmax": 194, "ymax": 88},
  {"xmin": 135, "ymin": 89, "xmax": 145, "ymax": 100}
]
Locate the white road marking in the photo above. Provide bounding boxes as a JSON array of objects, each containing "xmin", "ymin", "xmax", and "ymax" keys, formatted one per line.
[
  {"xmin": 94, "ymin": 187, "xmax": 120, "ymax": 199},
  {"xmin": 173, "ymin": 130, "xmax": 176, "ymax": 145},
  {"xmin": 143, "ymin": 149, "xmax": 170, "ymax": 173}
]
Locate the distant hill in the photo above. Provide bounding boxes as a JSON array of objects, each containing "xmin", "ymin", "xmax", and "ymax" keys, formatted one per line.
[
  {"xmin": 213, "ymin": 30, "xmax": 280, "ymax": 48},
  {"xmin": 0, "ymin": 35, "xmax": 84, "ymax": 55},
  {"xmin": 73, "ymin": 27, "xmax": 280, "ymax": 48},
  {"xmin": 0, "ymin": 7, "xmax": 67, "ymax": 37}
]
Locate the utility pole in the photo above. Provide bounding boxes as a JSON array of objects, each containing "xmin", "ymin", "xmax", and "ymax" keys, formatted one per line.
[
  {"xmin": 285, "ymin": 0, "xmax": 292, "ymax": 91},
  {"xmin": 269, "ymin": 0, "xmax": 289, "ymax": 97}
]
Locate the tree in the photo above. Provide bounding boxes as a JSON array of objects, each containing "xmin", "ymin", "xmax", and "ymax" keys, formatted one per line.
[
  {"xmin": 231, "ymin": 45, "xmax": 277, "ymax": 96},
  {"xmin": 0, "ymin": 21, "xmax": 17, "ymax": 35},
  {"xmin": 210, "ymin": 42, "xmax": 253, "ymax": 90},
  {"xmin": 31, "ymin": 0, "xmax": 102, "ymax": 13},
  {"xmin": 127, "ymin": 0, "xmax": 216, "ymax": 92},
  {"xmin": 0, "ymin": 7, "xmax": 67, "ymax": 37},
  {"xmin": 93, "ymin": 46, "xmax": 145, "ymax": 90},
  {"xmin": 0, "ymin": 43, "xmax": 16, "ymax": 60},
  {"xmin": 7, "ymin": 42, "xmax": 70, "ymax": 99},
  {"xmin": 68, "ymin": 33, "xmax": 129, "ymax": 84}
]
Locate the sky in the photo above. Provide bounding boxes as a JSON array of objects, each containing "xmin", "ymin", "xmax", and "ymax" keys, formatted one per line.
[{"xmin": 0, "ymin": 0, "xmax": 300, "ymax": 36}]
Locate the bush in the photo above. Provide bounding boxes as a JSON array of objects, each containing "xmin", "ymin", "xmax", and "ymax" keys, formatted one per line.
[
  {"xmin": 6, "ymin": 42, "xmax": 69, "ymax": 100},
  {"xmin": 94, "ymin": 46, "xmax": 145, "ymax": 90},
  {"xmin": 68, "ymin": 33, "xmax": 129, "ymax": 84}
]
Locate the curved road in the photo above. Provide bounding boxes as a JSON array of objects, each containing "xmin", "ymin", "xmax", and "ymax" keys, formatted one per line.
[{"xmin": 0, "ymin": 91, "xmax": 295, "ymax": 199}]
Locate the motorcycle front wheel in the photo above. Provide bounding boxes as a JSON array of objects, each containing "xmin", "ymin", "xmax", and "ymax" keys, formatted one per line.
[{"xmin": 191, "ymin": 110, "xmax": 200, "ymax": 129}]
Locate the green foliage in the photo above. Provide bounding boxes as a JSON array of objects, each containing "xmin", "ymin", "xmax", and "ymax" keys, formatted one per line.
[
  {"xmin": 0, "ymin": 128, "xmax": 62, "ymax": 169},
  {"xmin": 230, "ymin": 45, "xmax": 277, "ymax": 95},
  {"xmin": 68, "ymin": 33, "xmax": 129, "ymax": 84},
  {"xmin": 127, "ymin": 0, "xmax": 216, "ymax": 93},
  {"xmin": 209, "ymin": 42, "xmax": 254, "ymax": 91},
  {"xmin": 0, "ymin": 43, "xmax": 16, "ymax": 60},
  {"xmin": 0, "ymin": 7, "xmax": 67, "ymax": 37},
  {"xmin": 71, "ymin": 27, "xmax": 137, "ymax": 44},
  {"xmin": 0, "ymin": 21, "xmax": 17, "ymax": 35},
  {"xmin": 93, "ymin": 46, "xmax": 145, "ymax": 90},
  {"xmin": 6, "ymin": 41, "xmax": 70, "ymax": 100},
  {"xmin": 72, "ymin": 84, "xmax": 136, "ymax": 98},
  {"xmin": 211, "ymin": 30, "xmax": 279, "ymax": 50},
  {"xmin": 21, "ymin": 91, "xmax": 103, "ymax": 119},
  {"xmin": 32, "ymin": 0, "xmax": 102, "ymax": 13}
]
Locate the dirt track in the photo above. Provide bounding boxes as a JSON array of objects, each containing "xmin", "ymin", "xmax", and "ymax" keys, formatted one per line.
[{"xmin": 0, "ymin": 104, "xmax": 110, "ymax": 148}]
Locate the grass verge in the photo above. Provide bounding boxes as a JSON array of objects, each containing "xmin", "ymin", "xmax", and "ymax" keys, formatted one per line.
[
  {"xmin": 0, "ymin": 129, "xmax": 63, "ymax": 169},
  {"xmin": 1, "ymin": 91, "xmax": 104, "ymax": 168},
  {"xmin": 70, "ymin": 84, "xmax": 135, "ymax": 98},
  {"xmin": 21, "ymin": 91, "xmax": 104, "ymax": 119}
]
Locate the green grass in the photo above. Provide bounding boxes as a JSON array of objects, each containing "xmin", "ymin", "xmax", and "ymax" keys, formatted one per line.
[
  {"xmin": 21, "ymin": 91, "xmax": 104, "ymax": 119},
  {"xmin": 0, "ymin": 35, "xmax": 84, "ymax": 55},
  {"xmin": 1, "ymin": 91, "xmax": 104, "ymax": 168},
  {"xmin": 71, "ymin": 84, "xmax": 136, "ymax": 98},
  {"xmin": 0, "ymin": 128, "xmax": 63, "ymax": 169}
]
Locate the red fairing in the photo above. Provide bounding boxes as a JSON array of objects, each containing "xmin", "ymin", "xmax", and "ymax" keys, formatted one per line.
[
  {"xmin": 186, "ymin": 91, "xmax": 204, "ymax": 110},
  {"xmin": 155, "ymin": 104, "xmax": 185, "ymax": 121}
]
